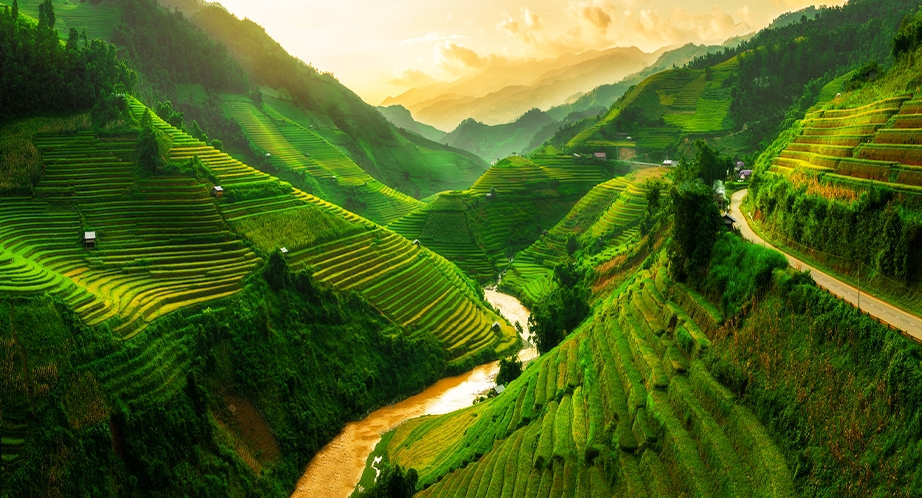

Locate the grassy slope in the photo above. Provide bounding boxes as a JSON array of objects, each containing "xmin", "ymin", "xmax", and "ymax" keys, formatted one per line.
[
  {"xmin": 567, "ymin": 56, "xmax": 739, "ymax": 160},
  {"xmin": 0, "ymin": 96, "xmax": 514, "ymax": 365},
  {"xmin": 387, "ymin": 249, "xmax": 795, "ymax": 497},
  {"xmin": 222, "ymin": 96, "xmax": 423, "ymax": 225},
  {"xmin": 188, "ymin": 4, "xmax": 488, "ymax": 200},
  {"xmin": 442, "ymin": 109, "xmax": 557, "ymax": 164},
  {"xmin": 0, "ymin": 263, "xmax": 447, "ymax": 496},
  {"xmin": 386, "ymin": 230, "xmax": 922, "ymax": 497},
  {"xmin": 124, "ymin": 98, "xmax": 517, "ymax": 364},
  {"xmin": 3, "ymin": 0, "xmax": 123, "ymax": 41},
  {"xmin": 387, "ymin": 152, "xmax": 613, "ymax": 282},
  {"xmin": 377, "ymin": 104, "xmax": 447, "ymax": 143},
  {"xmin": 750, "ymin": 45, "xmax": 922, "ymax": 314},
  {"xmin": 500, "ymin": 168, "xmax": 665, "ymax": 306}
]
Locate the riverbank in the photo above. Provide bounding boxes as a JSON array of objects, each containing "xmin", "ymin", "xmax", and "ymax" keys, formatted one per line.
[{"xmin": 291, "ymin": 290, "xmax": 533, "ymax": 498}]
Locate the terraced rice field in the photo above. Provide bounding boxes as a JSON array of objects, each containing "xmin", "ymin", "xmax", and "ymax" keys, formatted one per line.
[
  {"xmin": 387, "ymin": 257, "xmax": 794, "ymax": 497},
  {"xmin": 286, "ymin": 227, "xmax": 516, "ymax": 361},
  {"xmin": 767, "ymin": 93, "xmax": 922, "ymax": 201},
  {"xmin": 570, "ymin": 56, "xmax": 738, "ymax": 151},
  {"xmin": 223, "ymin": 98, "xmax": 422, "ymax": 224},
  {"xmin": 0, "ymin": 129, "xmax": 260, "ymax": 338},
  {"xmin": 126, "ymin": 98, "xmax": 517, "ymax": 362},
  {"xmin": 502, "ymin": 172, "xmax": 657, "ymax": 304},
  {"xmin": 389, "ymin": 156, "xmax": 610, "ymax": 281},
  {"xmin": 387, "ymin": 193, "xmax": 495, "ymax": 280},
  {"xmin": 1, "ymin": 99, "xmax": 514, "ymax": 368}
]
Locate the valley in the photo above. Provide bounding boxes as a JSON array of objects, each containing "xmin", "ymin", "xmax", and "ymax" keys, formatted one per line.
[{"xmin": 2, "ymin": 0, "xmax": 922, "ymax": 497}]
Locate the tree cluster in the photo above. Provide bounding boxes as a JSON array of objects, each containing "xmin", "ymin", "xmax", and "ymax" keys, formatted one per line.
[
  {"xmin": 357, "ymin": 463, "xmax": 418, "ymax": 498},
  {"xmin": 0, "ymin": 1, "xmax": 136, "ymax": 120},
  {"xmin": 111, "ymin": 0, "xmax": 248, "ymax": 95},
  {"xmin": 685, "ymin": 0, "xmax": 918, "ymax": 149},
  {"xmin": 528, "ymin": 263, "xmax": 589, "ymax": 354}
]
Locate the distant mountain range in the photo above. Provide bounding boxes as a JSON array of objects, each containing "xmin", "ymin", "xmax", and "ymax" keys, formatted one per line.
[{"xmin": 381, "ymin": 46, "xmax": 658, "ymax": 131}]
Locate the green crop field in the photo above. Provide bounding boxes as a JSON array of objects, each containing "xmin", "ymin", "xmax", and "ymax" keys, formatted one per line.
[
  {"xmin": 3, "ymin": 0, "xmax": 123, "ymax": 42},
  {"xmin": 388, "ymin": 155, "xmax": 612, "ymax": 281},
  {"xmin": 223, "ymin": 97, "xmax": 423, "ymax": 225},
  {"xmin": 567, "ymin": 56, "xmax": 739, "ymax": 158},
  {"xmin": 122, "ymin": 98, "xmax": 519, "ymax": 363},
  {"xmin": 0, "ymin": 97, "xmax": 516, "ymax": 364},
  {"xmin": 0, "ymin": 129, "xmax": 261, "ymax": 338},
  {"xmin": 386, "ymin": 254, "xmax": 795, "ymax": 497},
  {"xmin": 501, "ymin": 169, "xmax": 664, "ymax": 304},
  {"xmin": 261, "ymin": 95, "xmax": 486, "ymax": 200},
  {"xmin": 762, "ymin": 93, "xmax": 922, "ymax": 201}
]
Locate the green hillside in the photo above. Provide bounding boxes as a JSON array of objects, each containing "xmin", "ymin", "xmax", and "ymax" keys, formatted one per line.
[
  {"xmin": 5, "ymin": 0, "xmax": 123, "ymax": 41},
  {"xmin": 567, "ymin": 56, "xmax": 739, "ymax": 160},
  {"xmin": 119, "ymin": 98, "xmax": 516, "ymax": 363},
  {"xmin": 222, "ymin": 97, "xmax": 423, "ymax": 224},
  {"xmin": 187, "ymin": 4, "xmax": 488, "ymax": 200},
  {"xmin": 378, "ymin": 104, "xmax": 448, "ymax": 143},
  {"xmin": 381, "ymin": 232, "xmax": 922, "ymax": 497},
  {"xmin": 501, "ymin": 168, "xmax": 664, "ymax": 305},
  {"xmin": 559, "ymin": 0, "xmax": 917, "ymax": 162},
  {"xmin": 388, "ymin": 151, "xmax": 614, "ymax": 281},
  {"xmin": 748, "ymin": 25, "xmax": 922, "ymax": 316},
  {"xmin": 0, "ymin": 95, "xmax": 514, "ymax": 494},
  {"xmin": 443, "ymin": 109, "xmax": 557, "ymax": 163}
]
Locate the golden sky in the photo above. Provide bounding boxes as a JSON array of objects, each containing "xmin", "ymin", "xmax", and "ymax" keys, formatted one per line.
[{"xmin": 216, "ymin": 0, "xmax": 846, "ymax": 104}]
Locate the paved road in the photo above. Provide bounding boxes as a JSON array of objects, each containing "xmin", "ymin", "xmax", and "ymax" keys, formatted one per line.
[{"xmin": 730, "ymin": 189, "xmax": 922, "ymax": 341}]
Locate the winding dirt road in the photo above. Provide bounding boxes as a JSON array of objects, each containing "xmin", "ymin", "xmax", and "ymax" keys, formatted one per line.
[{"xmin": 730, "ymin": 189, "xmax": 922, "ymax": 340}]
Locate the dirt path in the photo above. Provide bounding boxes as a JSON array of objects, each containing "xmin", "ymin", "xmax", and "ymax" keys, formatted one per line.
[{"xmin": 730, "ymin": 189, "xmax": 922, "ymax": 339}]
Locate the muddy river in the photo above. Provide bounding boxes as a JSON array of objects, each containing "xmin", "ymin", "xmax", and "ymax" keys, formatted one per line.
[{"xmin": 291, "ymin": 290, "xmax": 533, "ymax": 498}]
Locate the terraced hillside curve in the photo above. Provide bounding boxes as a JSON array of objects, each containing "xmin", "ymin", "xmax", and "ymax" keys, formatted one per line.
[
  {"xmin": 389, "ymin": 154, "xmax": 611, "ymax": 281},
  {"xmin": 0, "ymin": 129, "xmax": 260, "ymax": 338},
  {"xmin": 386, "ymin": 255, "xmax": 794, "ymax": 497},
  {"xmin": 502, "ymin": 169, "xmax": 662, "ymax": 304},
  {"xmin": 124, "ymin": 99, "xmax": 517, "ymax": 362},
  {"xmin": 766, "ymin": 92, "xmax": 922, "ymax": 202},
  {"xmin": 223, "ymin": 98, "xmax": 423, "ymax": 225}
]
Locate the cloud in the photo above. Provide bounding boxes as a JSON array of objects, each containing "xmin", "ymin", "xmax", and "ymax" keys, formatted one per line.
[
  {"xmin": 435, "ymin": 41, "xmax": 507, "ymax": 74},
  {"xmin": 497, "ymin": 7, "xmax": 544, "ymax": 46},
  {"xmin": 389, "ymin": 68, "xmax": 438, "ymax": 87},
  {"xmin": 621, "ymin": 6, "xmax": 750, "ymax": 46},
  {"xmin": 570, "ymin": 1, "xmax": 614, "ymax": 33}
]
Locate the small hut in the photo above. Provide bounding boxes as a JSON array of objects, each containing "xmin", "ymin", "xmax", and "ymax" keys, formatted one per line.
[
  {"xmin": 662, "ymin": 160, "xmax": 676, "ymax": 167},
  {"xmin": 280, "ymin": 247, "xmax": 289, "ymax": 256},
  {"xmin": 83, "ymin": 231, "xmax": 96, "ymax": 249},
  {"xmin": 593, "ymin": 152, "xmax": 607, "ymax": 161},
  {"xmin": 722, "ymin": 214, "xmax": 738, "ymax": 230},
  {"xmin": 491, "ymin": 321, "xmax": 501, "ymax": 332},
  {"xmin": 412, "ymin": 239, "xmax": 421, "ymax": 247},
  {"xmin": 494, "ymin": 384, "xmax": 506, "ymax": 395},
  {"xmin": 738, "ymin": 170, "xmax": 753, "ymax": 181},
  {"xmin": 211, "ymin": 186, "xmax": 224, "ymax": 198}
]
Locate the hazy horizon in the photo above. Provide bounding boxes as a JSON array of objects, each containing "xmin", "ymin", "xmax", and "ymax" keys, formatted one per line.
[{"xmin": 214, "ymin": 0, "xmax": 845, "ymax": 105}]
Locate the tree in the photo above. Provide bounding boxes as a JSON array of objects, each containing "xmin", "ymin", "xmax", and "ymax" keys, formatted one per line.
[
  {"xmin": 566, "ymin": 235, "xmax": 579, "ymax": 256},
  {"xmin": 38, "ymin": 0, "xmax": 54, "ymax": 29},
  {"xmin": 496, "ymin": 355, "xmax": 522, "ymax": 386},
  {"xmin": 668, "ymin": 180, "xmax": 723, "ymax": 282},
  {"xmin": 137, "ymin": 110, "xmax": 165, "ymax": 174},
  {"xmin": 359, "ymin": 463, "xmax": 418, "ymax": 498},
  {"xmin": 692, "ymin": 140, "xmax": 733, "ymax": 186},
  {"xmin": 11, "ymin": 0, "xmax": 18, "ymax": 19},
  {"xmin": 66, "ymin": 28, "xmax": 79, "ymax": 52},
  {"xmin": 528, "ymin": 263, "xmax": 589, "ymax": 354},
  {"xmin": 264, "ymin": 249, "xmax": 289, "ymax": 291}
]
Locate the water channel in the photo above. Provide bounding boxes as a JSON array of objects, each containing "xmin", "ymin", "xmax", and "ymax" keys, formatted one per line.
[{"xmin": 291, "ymin": 289, "xmax": 534, "ymax": 498}]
